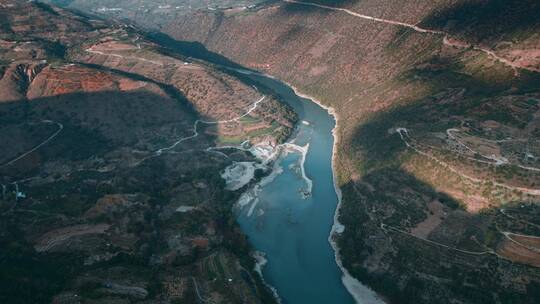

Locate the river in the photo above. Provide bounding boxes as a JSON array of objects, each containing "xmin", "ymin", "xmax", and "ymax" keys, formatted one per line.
[{"xmin": 234, "ymin": 72, "xmax": 378, "ymax": 304}]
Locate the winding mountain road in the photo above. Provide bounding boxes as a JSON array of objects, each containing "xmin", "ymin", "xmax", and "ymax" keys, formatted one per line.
[
  {"xmin": 0, "ymin": 120, "xmax": 64, "ymax": 168},
  {"xmin": 397, "ymin": 128, "xmax": 540, "ymax": 196},
  {"xmin": 156, "ymin": 95, "xmax": 267, "ymax": 155},
  {"xmin": 284, "ymin": 0, "xmax": 538, "ymax": 74}
]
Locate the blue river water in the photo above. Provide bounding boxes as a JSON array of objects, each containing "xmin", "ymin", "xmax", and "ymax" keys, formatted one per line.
[{"xmin": 236, "ymin": 74, "xmax": 356, "ymax": 304}]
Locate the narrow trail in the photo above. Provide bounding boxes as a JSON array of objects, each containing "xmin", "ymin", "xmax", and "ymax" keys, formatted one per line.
[
  {"xmin": 517, "ymin": 163, "xmax": 540, "ymax": 172},
  {"xmin": 156, "ymin": 96, "xmax": 266, "ymax": 155},
  {"xmin": 442, "ymin": 37, "xmax": 528, "ymax": 76},
  {"xmin": 375, "ymin": 190, "xmax": 532, "ymax": 261},
  {"xmin": 357, "ymin": 177, "xmax": 540, "ymax": 262},
  {"xmin": 500, "ymin": 208, "xmax": 540, "ymax": 229},
  {"xmin": 493, "ymin": 215, "xmax": 540, "ymax": 255},
  {"xmin": 85, "ymin": 47, "xmax": 203, "ymax": 70},
  {"xmin": 397, "ymin": 128, "xmax": 540, "ymax": 196},
  {"xmin": 446, "ymin": 128, "xmax": 509, "ymax": 166},
  {"xmin": 349, "ymin": 175, "xmax": 503, "ymax": 259},
  {"xmin": 284, "ymin": 0, "xmax": 443, "ymax": 35},
  {"xmin": 0, "ymin": 120, "xmax": 63, "ymax": 168},
  {"xmin": 381, "ymin": 129, "xmax": 540, "ymax": 257},
  {"xmin": 86, "ymin": 47, "xmax": 165, "ymax": 66},
  {"xmin": 447, "ymin": 128, "xmax": 540, "ymax": 172},
  {"xmin": 500, "ymin": 231, "xmax": 540, "ymax": 253},
  {"xmin": 284, "ymin": 0, "xmax": 538, "ymax": 74}
]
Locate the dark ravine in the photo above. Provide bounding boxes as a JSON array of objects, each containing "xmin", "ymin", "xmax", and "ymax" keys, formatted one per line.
[{"xmin": 10, "ymin": 1, "xmax": 540, "ymax": 303}]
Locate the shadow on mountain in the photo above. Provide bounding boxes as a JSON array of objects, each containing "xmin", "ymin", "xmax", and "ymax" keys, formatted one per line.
[
  {"xmin": 0, "ymin": 88, "xmax": 217, "ymax": 180},
  {"xmin": 420, "ymin": 0, "xmax": 540, "ymax": 43},
  {"xmin": 0, "ymin": 83, "xmax": 251, "ymax": 301},
  {"xmin": 0, "ymin": 225, "xmax": 81, "ymax": 304},
  {"xmin": 148, "ymin": 32, "xmax": 246, "ymax": 69},
  {"xmin": 337, "ymin": 174, "xmax": 518, "ymax": 304}
]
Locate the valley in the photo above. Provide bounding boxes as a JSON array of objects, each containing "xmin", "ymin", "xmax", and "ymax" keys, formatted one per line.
[
  {"xmin": 2, "ymin": 0, "xmax": 540, "ymax": 303},
  {"xmin": 52, "ymin": 0, "xmax": 540, "ymax": 303}
]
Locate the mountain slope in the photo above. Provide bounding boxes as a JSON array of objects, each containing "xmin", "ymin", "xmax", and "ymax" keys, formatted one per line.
[
  {"xmin": 0, "ymin": 1, "xmax": 297, "ymax": 303},
  {"xmin": 44, "ymin": 0, "xmax": 540, "ymax": 303}
]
